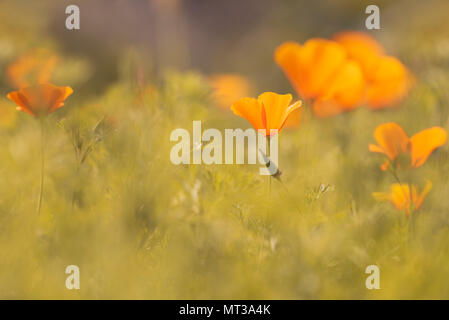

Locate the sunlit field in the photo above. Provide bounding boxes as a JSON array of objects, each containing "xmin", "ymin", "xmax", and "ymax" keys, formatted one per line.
[{"xmin": 1, "ymin": 0, "xmax": 449, "ymax": 299}]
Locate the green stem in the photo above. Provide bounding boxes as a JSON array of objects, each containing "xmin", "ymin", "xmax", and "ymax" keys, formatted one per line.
[
  {"xmin": 389, "ymin": 167, "xmax": 402, "ymax": 186},
  {"xmin": 266, "ymin": 136, "xmax": 272, "ymax": 216},
  {"xmin": 71, "ymin": 163, "xmax": 80, "ymax": 211},
  {"xmin": 267, "ymin": 136, "xmax": 272, "ymax": 197},
  {"xmin": 37, "ymin": 118, "xmax": 45, "ymax": 215},
  {"xmin": 278, "ymin": 179, "xmax": 301, "ymax": 214},
  {"xmin": 408, "ymin": 181, "xmax": 416, "ymax": 240},
  {"xmin": 388, "ymin": 167, "xmax": 412, "ymax": 245}
]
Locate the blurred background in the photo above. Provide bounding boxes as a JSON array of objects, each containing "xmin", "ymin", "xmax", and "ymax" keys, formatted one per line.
[
  {"xmin": 1, "ymin": 0, "xmax": 449, "ymax": 299},
  {"xmin": 3, "ymin": 0, "xmax": 449, "ymax": 93}
]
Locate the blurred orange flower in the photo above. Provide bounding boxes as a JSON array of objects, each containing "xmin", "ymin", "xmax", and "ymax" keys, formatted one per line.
[
  {"xmin": 334, "ymin": 31, "xmax": 413, "ymax": 109},
  {"xmin": 7, "ymin": 83, "xmax": 73, "ymax": 117},
  {"xmin": 369, "ymin": 122, "xmax": 447, "ymax": 170},
  {"xmin": 7, "ymin": 48, "xmax": 59, "ymax": 89},
  {"xmin": 275, "ymin": 32, "xmax": 413, "ymax": 116},
  {"xmin": 209, "ymin": 74, "xmax": 252, "ymax": 110},
  {"xmin": 275, "ymin": 39, "xmax": 365, "ymax": 117},
  {"xmin": 373, "ymin": 181, "xmax": 432, "ymax": 216},
  {"xmin": 231, "ymin": 92, "xmax": 301, "ymax": 136}
]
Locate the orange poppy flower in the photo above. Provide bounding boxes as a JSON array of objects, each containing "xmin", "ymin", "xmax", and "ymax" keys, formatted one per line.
[
  {"xmin": 275, "ymin": 39, "xmax": 365, "ymax": 117},
  {"xmin": 231, "ymin": 92, "xmax": 302, "ymax": 136},
  {"xmin": 369, "ymin": 122, "xmax": 447, "ymax": 170},
  {"xmin": 7, "ymin": 83, "xmax": 73, "ymax": 117},
  {"xmin": 334, "ymin": 31, "xmax": 413, "ymax": 109},
  {"xmin": 373, "ymin": 180, "xmax": 432, "ymax": 216},
  {"xmin": 209, "ymin": 74, "xmax": 252, "ymax": 110}
]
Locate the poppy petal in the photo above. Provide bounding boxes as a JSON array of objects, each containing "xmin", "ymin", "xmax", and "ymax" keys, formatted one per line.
[
  {"xmin": 374, "ymin": 184, "xmax": 409, "ymax": 211},
  {"xmin": 390, "ymin": 183, "xmax": 412, "ymax": 212},
  {"xmin": 275, "ymin": 39, "xmax": 347, "ymax": 99},
  {"xmin": 313, "ymin": 60, "xmax": 365, "ymax": 117},
  {"xmin": 380, "ymin": 159, "xmax": 391, "ymax": 171},
  {"xmin": 371, "ymin": 122, "xmax": 409, "ymax": 160},
  {"xmin": 409, "ymin": 127, "xmax": 447, "ymax": 167},
  {"xmin": 333, "ymin": 31, "xmax": 384, "ymax": 74},
  {"xmin": 416, "ymin": 181, "xmax": 432, "ymax": 209},
  {"xmin": 274, "ymin": 42, "xmax": 305, "ymax": 97},
  {"xmin": 366, "ymin": 56, "xmax": 412, "ymax": 109},
  {"xmin": 368, "ymin": 143, "xmax": 385, "ymax": 154},
  {"xmin": 50, "ymin": 86, "xmax": 73, "ymax": 111},
  {"xmin": 279, "ymin": 100, "xmax": 302, "ymax": 131},
  {"xmin": 230, "ymin": 97, "xmax": 265, "ymax": 131},
  {"xmin": 7, "ymin": 91, "xmax": 29, "ymax": 111}
]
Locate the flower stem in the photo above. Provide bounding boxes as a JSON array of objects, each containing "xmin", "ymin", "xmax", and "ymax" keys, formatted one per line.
[
  {"xmin": 390, "ymin": 167, "xmax": 402, "ymax": 185},
  {"xmin": 408, "ymin": 181, "xmax": 416, "ymax": 240},
  {"xmin": 37, "ymin": 118, "xmax": 45, "ymax": 215},
  {"xmin": 267, "ymin": 136, "xmax": 272, "ymax": 197},
  {"xmin": 265, "ymin": 135, "xmax": 272, "ymax": 218}
]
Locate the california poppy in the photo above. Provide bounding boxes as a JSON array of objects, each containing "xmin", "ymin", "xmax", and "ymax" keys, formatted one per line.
[
  {"xmin": 369, "ymin": 122, "xmax": 447, "ymax": 170},
  {"xmin": 334, "ymin": 31, "xmax": 413, "ymax": 109},
  {"xmin": 231, "ymin": 92, "xmax": 301, "ymax": 136},
  {"xmin": 275, "ymin": 39, "xmax": 365, "ymax": 117},
  {"xmin": 209, "ymin": 74, "xmax": 252, "ymax": 110},
  {"xmin": 7, "ymin": 83, "xmax": 73, "ymax": 117},
  {"xmin": 373, "ymin": 181, "xmax": 432, "ymax": 216}
]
